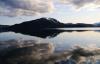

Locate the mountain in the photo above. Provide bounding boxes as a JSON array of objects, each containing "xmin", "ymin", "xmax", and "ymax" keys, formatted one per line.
[
  {"xmin": 0, "ymin": 25, "xmax": 9, "ymax": 29},
  {"xmin": 8, "ymin": 17, "xmax": 95, "ymax": 33},
  {"xmin": 8, "ymin": 17, "xmax": 65, "ymax": 32},
  {"xmin": 63, "ymin": 23, "xmax": 94, "ymax": 27},
  {"xmin": 0, "ymin": 25, "xmax": 9, "ymax": 32},
  {"xmin": 94, "ymin": 22, "xmax": 100, "ymax": 27}
]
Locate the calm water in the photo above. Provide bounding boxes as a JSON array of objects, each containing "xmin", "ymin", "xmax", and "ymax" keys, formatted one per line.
[
  {"xmin": 0, "ymin": 28, "xmax": 100, "ymax": 64},
  {"xmin": 0, "ymin": 28, "xmax": 100, "ymax": 51}
]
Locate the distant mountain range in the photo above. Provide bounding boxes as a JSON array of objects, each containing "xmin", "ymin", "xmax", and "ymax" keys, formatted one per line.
[
  {"xmin": 0, "ymin": 25, "xmax": 9, "ymax": 29},
  {"xmin": 0, "ymin": 17, "xmax": 100, "ymax": 32},
  {"xmin": 0, "ymin": 25, "xmax": 9, "ymax": 32},
  {"xmin": 94, "ymin": 22, "xmax": 100, "ymax": 27}
]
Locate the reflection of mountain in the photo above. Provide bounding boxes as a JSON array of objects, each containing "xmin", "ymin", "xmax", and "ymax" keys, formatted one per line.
[
  {"xmin": 12, "ymin": 28, "xmax": 90, "ymax": 38},
  {"xmin": 12, "ymin": 29, "xmax": 89, "ymax": 38},
  {"xmin": 13, "ymin": 29, "xmax": 64, "ymax": 38},
  {"xmin": 95, "ymin": 30, "xmax": 100, "ymax": 32}
]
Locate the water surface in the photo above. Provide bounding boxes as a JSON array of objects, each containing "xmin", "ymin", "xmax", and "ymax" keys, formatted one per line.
[{"xmin": 0, "ymin": 28, "xmax": 100, "ymax": 64}]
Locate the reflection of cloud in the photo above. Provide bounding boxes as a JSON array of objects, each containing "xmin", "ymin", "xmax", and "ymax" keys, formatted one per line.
[
  {"xmin": 0, "ymin": 39, "xmax": 54, "ymax": 54},
  {"xmin": 0, "ymin": 39, "xmax": 100, "ymax": 64},
  {"xmin": 72, "ymin": 45, "xmax": 100, "ymax": 56},
  {"xmin": 0, "ymin": 39, "xmax": 36, "ymax": 49},
  {"xmin": 0, "ymin": 0, "xmax": 54, "ymax": 16},
  {"xmin": 55, "ymin": 45, "xmax": 100, "ymax": 64},
  {"xmin": 0, "ymin": 39, "xmax": 55, "ymax": 64},
  {"xmin": 0, "ymin": 39, "xmax": 56, "ymax": 64}
]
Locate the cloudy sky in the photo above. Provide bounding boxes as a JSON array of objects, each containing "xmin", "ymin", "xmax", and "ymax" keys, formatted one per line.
[{"xmin": 0, "ymin": 0, "xmax": 100, "ymax": 25}]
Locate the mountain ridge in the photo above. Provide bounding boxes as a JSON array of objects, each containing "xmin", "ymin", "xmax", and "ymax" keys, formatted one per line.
[{"xmin": 0, "ymin": 17, "xmax": 100, "ymax": 33}]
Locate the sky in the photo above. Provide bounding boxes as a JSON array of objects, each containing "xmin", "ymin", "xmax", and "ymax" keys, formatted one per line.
[{"xmin": 0, "ymin": 0, "xmax": 100, "ymax": 25}]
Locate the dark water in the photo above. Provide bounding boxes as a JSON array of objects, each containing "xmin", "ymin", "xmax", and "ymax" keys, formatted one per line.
[{"xmin": 0, "ymin": 28, "xmax": 100, "ymax": 64}]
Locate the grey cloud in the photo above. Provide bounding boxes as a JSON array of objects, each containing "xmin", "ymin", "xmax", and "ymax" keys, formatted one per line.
[
  {"xmin": 71, "ymin": 0, "xmax": 94, "ymax": 8},
  {"xmin": 61, "ymin": 0, "xmax": 100, "ymax": 9},
  {"xmin": 0, "ymin": 0, "xmax": 54, "ymax": 16}
]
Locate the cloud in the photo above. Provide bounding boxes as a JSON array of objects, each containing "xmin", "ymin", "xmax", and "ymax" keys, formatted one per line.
[
  {"xmin": 60, "ymin": 0, "xmax": 100, "ymax": 9},
  {"xmin": 0, "ymin": 0, "xmax": 100, "ymax": 16},
  {"xmin": 0, "ymin": 0, "xmax": 54, "ymax": 16}
]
